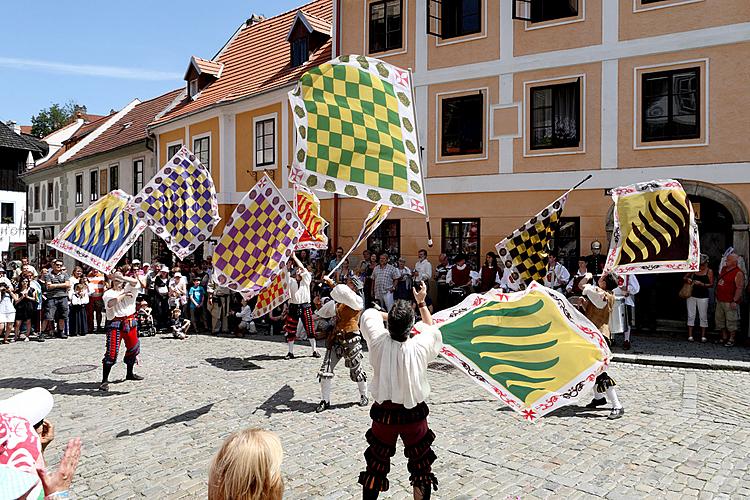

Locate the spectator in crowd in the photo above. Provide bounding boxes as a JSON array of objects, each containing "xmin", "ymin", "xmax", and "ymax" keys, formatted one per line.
[
  {"xmin": 235, "ymin": 298, "xmax": 256, "ymax": 337},
  {"xmin": 478, "ymin": 251, "xmax": 502, "ymax": 293},
  {"xmin": 334, "ymin": 258, "xmax": 353, "ymax": 284},
  {"xmin": 435, "ymin": 253, "xmax": 451, "ymax": 310},
  {"xmin": 268, "ymin": 302, "xmax": 287, "ymax": 337},
  {"xmin": 13, "ymin": 276, "xmax": 37, "ymax": 342},
  {"xmin": 371, "ymin": 252, "xmax": 399, "ymax": 311},
  {"xmin": 209, "ymin": 283, "xmax": 231, "ymax": 335},
  {"xmin": 87, "ymin": 268, "xmax": 106, "ymax": 332},
  {"xmin": 168, "ymin": 270, "xmax": 187, "ymax": 313},
  {"xmin": 716, "ymin": 253, "xmax": 744, "ymax": 347},
  {"xmin": 685, "ymin": 254, "xmax": 714, "ymax": 343},
  {"xmin": 169, "ymin": 307, "xmax": 191, "ymax": 340},
  {"xmin": 0, "ymin": 268, "xmax": 16, "ymax": 343},
  {"xmin": 567, "ymin": 257, "xmax": 590, "ymax": 296},
  {"xmin": 153, "ymin": 265, "xmax": 171, "ymax": 329},
  {"xmin": 543, "ymin": 250, "xmax": 570, "ymax": 293},
  {"xmin": 393, "ymin": 257, "xmax": 412, "ymax": 301},
  {"xmin": 413, "ymin": 249, "xmax": 433, "ymax": 287},
  {"xmin": 20, "ymin": 256, "xmax": 38, "ymax": 278},
  {"xmin": 364, "ymin": 253, "xmax": 378, "ymax": 307},
  {"xmin": 208, "ymin": 428, "xmax": 284, "ymax": 500},
  {"xmin": 446, "ymin": 253, "xmax": 472, "ymax": 306},
  {"xmin": 69, "ymin": 281, "xmax": 89, "ymax": 337},
  {"xmin": 327, "ymin": 246, "xmax": 345, "ymax": 273},
  {"xmin": 43, "ymin": 259, "xmax": 71, "ymax": 339},
  {"xmin": 188, "ymin": 277, "xmax": 208, "ymax": 334}
]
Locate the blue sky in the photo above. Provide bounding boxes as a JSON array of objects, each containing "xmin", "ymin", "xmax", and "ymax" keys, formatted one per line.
[{"xmin": 1, "ymin": 0, "xmax": 306, "ymax": 125}]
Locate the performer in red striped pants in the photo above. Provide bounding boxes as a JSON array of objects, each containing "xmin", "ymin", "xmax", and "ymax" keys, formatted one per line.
[
  {"xmin": 283, "ymin": 254, "xmax": 319, "ymax": 359},
  {"xmin": 99, "ymin": 271, "xmax": 144, "ymax": 392}
]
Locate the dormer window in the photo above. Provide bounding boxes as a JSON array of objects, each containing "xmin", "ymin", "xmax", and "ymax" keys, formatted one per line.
[
  {"xmin": 291, "ymin": 37, "xmax": 309, "ymax": 68},
  {"xmin": 286, "ymin": 11, "xmax": 331, "ymax": 68},
  {"xmin": 184, "ymin": 56, "xmax": 223, "ymax": 99}
]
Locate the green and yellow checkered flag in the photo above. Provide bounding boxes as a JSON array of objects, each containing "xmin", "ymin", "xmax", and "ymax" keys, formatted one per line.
[
  {"xmin": 496, "ymin": 192, "xmax": 569, "ymax": 290},
  {"xmin": 288, "ymin": 55, "xmax": 426, "ymax": 214}
]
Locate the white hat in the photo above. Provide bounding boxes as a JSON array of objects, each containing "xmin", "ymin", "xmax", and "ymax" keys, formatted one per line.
[
  {"xmin": 132, "ymin": 259, "xmax": 141, "ymax": 264},
  {"xmin": 0, "ymin": 387, "xmax": 54, "ymax": 426},
  {"xmin": 142, "ymin": 262, "xmax": 151, "ymax": 268},
  {"xmin": 161, "ymin": 265, "xmax": 169, "ymax": 272}
]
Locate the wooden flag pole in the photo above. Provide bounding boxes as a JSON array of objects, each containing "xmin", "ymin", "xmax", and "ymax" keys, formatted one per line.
[{"xmin": 408, "ymin": 68, "xmax": 433, "ymax": 247}]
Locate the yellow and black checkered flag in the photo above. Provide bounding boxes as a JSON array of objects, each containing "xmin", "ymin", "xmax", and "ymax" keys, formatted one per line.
[{"xmin": 496, "ymin": 193, "xmax": 569, "ymax": 289}]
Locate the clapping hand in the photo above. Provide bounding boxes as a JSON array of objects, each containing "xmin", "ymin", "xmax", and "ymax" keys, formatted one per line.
[
  {"xmin": 40, "ymin": 437, "xmax": 81, "ymax": 496},
  {"xmin": 412, "ymin": 281, "xmax": 427, "ymax": 303}
]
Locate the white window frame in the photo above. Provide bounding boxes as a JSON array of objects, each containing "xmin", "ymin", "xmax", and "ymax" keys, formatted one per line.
[
  {"xmin": 189, "ymin": 78, "xmax": 199, "ymax": 98},
  {"xmin": 192, "ymin": 132, "xmax": 212, "ymax": 172},
  {"xmin": 434, "ymin": 87, "xmax": 490, "ymax": 164},
  {"xmin": 75, "ymin": 173, "xmax": 84, "ymax": 206},
  {"xmin": 109, "ymin": 163, "xmax": 119, "ymax": 191},
  {"xmin": 523, "ymin": 73, "xmax": 587, "ymax": 157},
  {"xmin": 633, "ymin": 0, "xmax": 704, "ymax": 13},
  {"xmin": 435, "ymin": 0, "xmax": 488, "ymax": 47},
  {"xmin": 633, "ymin": 58, "xmax": 709, "ymax": 151},
  {"xmin": 1, "ymin": 202, "xmax": 15, "ymax": 224},
  {"xmin": 524, "ymin": 0, "xmax": 585, "ymax": 31},
  {"xmin": 166, "ymin": 140, "xmax": 183, "ymax": 163},
  {"xmin": 132, "ymin": 158, "xmax": 145, "ymax": 193},
  {"xmin": 253, "ymin": 113, "xmax": 278, "ymax": 170},
  {"xmin": 364, "ymin": 0, "xmax": 408, "ymax": 58}
]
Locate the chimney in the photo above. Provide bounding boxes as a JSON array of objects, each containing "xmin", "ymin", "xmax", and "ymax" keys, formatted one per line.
[
  {"xmin": 6, "ymin": 120, "xmax": 21, "ymax": 135},
  {"xmin": 246, "ymin": 14, "xmax": 265, "ymax": 27}
]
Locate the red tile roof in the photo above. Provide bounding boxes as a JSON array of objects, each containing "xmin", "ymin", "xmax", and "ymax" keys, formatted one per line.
[
  {"xmin": 20, "ymin": 125, "xmax": 33, "ymax": 135},
  {"xmin": 151, "ymin": 0, "xmax": 332, "ymax": 127},
  {"xmin": 69, "ymin": 89, "xmax": 182, "ymax": 163},
  {"xmin": 295, "ymin": 10, "xmax": 332, "ymax": 38},
  {"xmin": 189, "ymin": 56, "xmax": 224, "ymax": 78}
]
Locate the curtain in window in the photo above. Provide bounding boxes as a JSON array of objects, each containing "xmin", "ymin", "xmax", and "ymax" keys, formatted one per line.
[{"xmin": 553, "ymin": 83, "xmax": 578, "ymax": 144}]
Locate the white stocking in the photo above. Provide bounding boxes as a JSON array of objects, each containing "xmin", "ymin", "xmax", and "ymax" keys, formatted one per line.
[
  {"xmin": 605, "ymin": 387, "xmax": 622, "ymax": 409},
  {"xmin": 321, "ymin": 378, "xmax": 332, "ymax": 402},
  {"xmin": 623, "ymin": 328, "xmax": 631, "ymax": 342},
  {"xmin": 357, "ymin": 380, "xmax": 367, "ymax": 397},
  {"xmin": 309, "ymin": 337, "xmax": 317, "ymax": 351},
  {"xmin": 287, "ymin": 341, "xmax": 295, "ymax": 354}
]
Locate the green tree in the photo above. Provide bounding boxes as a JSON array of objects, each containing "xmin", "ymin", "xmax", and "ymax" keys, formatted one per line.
[{"xmin": 30, "ymin": 101, "xmax": 87, "ymax": 138}]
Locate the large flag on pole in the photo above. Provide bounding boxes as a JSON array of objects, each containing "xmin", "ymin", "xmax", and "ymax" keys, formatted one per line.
[
  {"xmin": 294, "ymin": 186, "xmax": 328, "ymax": 250},
  {"xmin": 413, "ymin": 283, "xmax": 611, "ymax": 422},
  {"xmin": 604, "ymin": 179, "xmax": 699, "ymax": 274},
  {"xmin": 495, "ymin": 193, "xmax": 568, "ymax": 289},
  {"xmin": 250, "ymin": 270, "xmax": 289, "ymax": 317},
  {"xmin": 126, "ymin": 146, "xmax": 220, "ymax": 260},
  {"xmin": 288, "ymin": 55, "xmax": 426, "ymax": 214},
  {"xmin": 50, "ymin": 190, "xmax": 146, "ymax": 274},
  {"xmin": 212, "ymin": 175, "xmax": 304, "ymax": 296},
  {"xmin": 327, "ymin": 203, "xmax": 392, "ymax": 277}
]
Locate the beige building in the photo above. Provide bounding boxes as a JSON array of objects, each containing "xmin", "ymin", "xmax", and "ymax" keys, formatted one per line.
[{"xmin": 334, "ymin": 0, "xmax": 750, "ymax": 326}]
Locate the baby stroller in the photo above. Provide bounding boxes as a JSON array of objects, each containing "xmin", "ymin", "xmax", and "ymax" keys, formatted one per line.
[{"xmin": 137, "ymin": 307, "xmax": 157, "ymax": 337}]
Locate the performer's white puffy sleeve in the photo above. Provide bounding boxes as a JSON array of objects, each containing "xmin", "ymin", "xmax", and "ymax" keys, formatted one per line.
[
  {"xmin": 316, "ymin": 299, "xmax": 336, "ymax": 319},
  {"xmin": 559, "ymin": 265, "xmax": 571, "ymax": 284},
  {"xmin": 582, "ymin": 284, "xmax": 607, "ymax": 308},
  {"xmin": 412, "ymin": 324, "xmax": 443, "ymax": 363},
  {"xmin": 300, "ymin": 268, "xmax": 312, "ymax": 287},
  {"xmin": 360, "ymin": 308, "xmax": 388, "ymax": 345},
  {"xmin": 628, "ymin": 275, "xmax": 640, "ymax": 295},
  {"xmin": 330, "ymin": 283, "xmax": 363, "ymax": 311}
]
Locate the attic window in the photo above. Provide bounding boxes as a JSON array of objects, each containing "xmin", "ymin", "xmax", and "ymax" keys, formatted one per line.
[
  {"xmin": 121, "ymin": 122, "xmax": 132, "ymax": 130},
  {"xmin": 291, "ymin": 37, "xmax": 309, "ymax": 68},
  {"xmin": 189, "ymin": 78, "xmax": 199, "ymax": 98}
]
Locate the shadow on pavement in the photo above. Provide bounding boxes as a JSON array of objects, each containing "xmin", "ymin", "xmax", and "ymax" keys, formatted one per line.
[
  {"xmin": 246, "ymin": 354, "xmax": 289, "ymax": 361},
  {"xmin": 116, "ymin": 402, "xmax": 215, "ymax": 437},
  {"xmin": 253, "ymin": 384, "xmax": 318, "ymax": 416},
  {"xmin": 546, "ymin": 405, "xmax": 611, "ymax": 419},
  {"xmin": 0, "ymin": 377, "xmax": 127, "ymax": 397},
  {"xmin": 205, "ymin": 357, "xmax": 263, "ymax": 371}
]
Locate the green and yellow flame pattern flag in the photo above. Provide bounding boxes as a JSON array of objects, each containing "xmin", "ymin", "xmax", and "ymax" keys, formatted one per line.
[
  {"xmin": 414, "ymin": 282, "xmax": 610, "ymax": 422},
  {"xmin": 288, "ymin": 55, "xmax": 426, "ymax": 214},
  {"xmin": 604, "ymin": 179, "xmax": 699, "ymax": 274}
]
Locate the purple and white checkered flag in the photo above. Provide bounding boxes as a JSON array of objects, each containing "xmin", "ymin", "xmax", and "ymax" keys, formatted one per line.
[
  {"xmin": 125, "ymin": 146, "xmax": 220, "ymax": 259},
  {"xmin": 212, "ymin": 174, "xmax": 305, "ymax": 296}
]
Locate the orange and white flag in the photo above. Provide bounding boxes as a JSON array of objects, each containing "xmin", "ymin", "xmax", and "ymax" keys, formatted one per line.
[{"xmin": 294, "ymin": 186, "xmax": 329, "ymax": 250}]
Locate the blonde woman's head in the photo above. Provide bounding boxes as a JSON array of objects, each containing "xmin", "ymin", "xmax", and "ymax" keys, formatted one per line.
[{"xmin": 208, "ymin": 428, "xmax": 284, "ymax": 500}]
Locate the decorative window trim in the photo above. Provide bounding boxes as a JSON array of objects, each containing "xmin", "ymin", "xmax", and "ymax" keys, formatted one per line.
[
  {"xmin": 490, "ymin": 102, "xmax": 523, "ymax": 139},
  {"xmin": 524, "ymin": 0, "xmax": 585, "ymax": 31},
  {"xmin": 192, "ymin": 132, "xmax": 212, "ymax": 171},
  {"xmin": 132, "ymin": 158, "xmax": 145, "ymax": 194},
  {"xmin": 434, "ymin": 0, "xmax": 487, "ymax": 47},
  {"xmin": 253, "ymin": 112, "xmax": 278, "ymax": 171},
  {"xmin": 435, "ymin": 87, "xmax": 489, "ymax": 164},
  {"xmin": 523, "ymin": 73, "xmax": 586, "ymax": 157},
  {"xmin": 364, "ymin": 0, "xmax": 408, "ymax": 58},
  {"xmin": 633, "ymin": 0, "xmax": 704, "ymax": 13},
  {"xmin": 633, "ymin": 58, "xmax": 709, "ymax": 150},
  {"xmin": 74, "ymin": 173, "xmax": 84, "ymax": 206},
  {"xmin": 166, "ymin": 140, "xmax": 183, "ymax": 162}
]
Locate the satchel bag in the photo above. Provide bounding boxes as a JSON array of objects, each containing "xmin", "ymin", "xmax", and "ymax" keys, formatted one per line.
[{"xmin": 678, "ymin": 280, "xmax": 693, "ymax": 300}]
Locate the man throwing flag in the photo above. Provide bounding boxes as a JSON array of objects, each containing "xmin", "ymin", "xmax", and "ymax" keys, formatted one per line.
[
  {"xmin": 100, "ymin": 269, "xmax": 144, "ymax": 391},
  {"xmin": 284, "ymin": 254, "xmax": 319, "ymax": 359}
]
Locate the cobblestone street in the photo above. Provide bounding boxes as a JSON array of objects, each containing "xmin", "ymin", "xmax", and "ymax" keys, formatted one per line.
[{"xmin": 2, "ymin": 332, "xmax": 750, "ymax": 499}]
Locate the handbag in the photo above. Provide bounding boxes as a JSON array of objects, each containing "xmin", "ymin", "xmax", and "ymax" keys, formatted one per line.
[
  {"xmin": 678, "ymin": 276, "xmax": 693, "ymax": 300},
  {"xmin": 157, "ymin": 286, "xmax": 168, "ymax": 295}
]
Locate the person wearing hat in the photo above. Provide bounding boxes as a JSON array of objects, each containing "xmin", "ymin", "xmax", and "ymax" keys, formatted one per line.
[
  {"xmin": 0, "ymin": 268, "xmax": 17, "ymax": 344},
  {"xmin": 283, "ymin": 254, "xmax": 319, "ymax": 359},
  {"xmin": 100, "ymin": 269, "xmax": 144, "ymax": 391},
  {"xmin": 316, "ymin": 275, "xmax": 368, "ymax": 412},
  {"xmin": 684, "ymin": 253, "xmax": 714, "ymax": 343},
  {"xmin": 586, "ymin": 240, "xmax": 606, "ymax": 278}
]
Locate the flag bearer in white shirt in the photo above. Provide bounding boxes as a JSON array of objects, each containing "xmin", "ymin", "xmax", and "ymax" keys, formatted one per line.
[
  {"xmin": 283, "ymin": 254, "xmax": 319, "ymax": 359},
  {"xmin": 358, "ymin": 282, "xmax": 442, "ymax": 500},
  {"xmin": 614, "ymin": 273, "xmax": 639, "ymax": 350}
]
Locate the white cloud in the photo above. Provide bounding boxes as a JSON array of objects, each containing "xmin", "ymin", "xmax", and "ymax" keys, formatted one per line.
[{"xmin": 0, "ymin": 56, "xmax": 181, "ymax": 81}]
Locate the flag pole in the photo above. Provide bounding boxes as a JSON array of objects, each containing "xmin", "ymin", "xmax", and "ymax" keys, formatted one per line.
[
  {"xmin": 569, "ymin": 174, "xmax": 592, "ymax": 192},
  {"xmin": 408, "ymin": 68, "xmax": 433, "ymax": 247}
]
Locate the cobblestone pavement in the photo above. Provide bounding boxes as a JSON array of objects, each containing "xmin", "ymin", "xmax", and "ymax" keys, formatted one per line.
[{"xmin": 2, "ymin": 332, "xmax": 750, "ymax": 499}]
